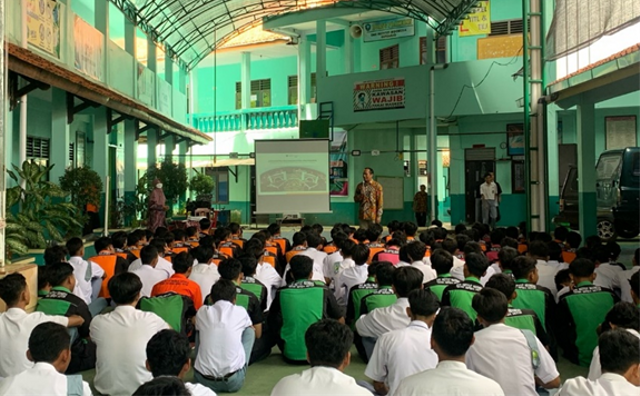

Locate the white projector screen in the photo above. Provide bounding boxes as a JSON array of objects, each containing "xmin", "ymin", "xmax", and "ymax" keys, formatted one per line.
[{"xmin": 255, "ymin": 139, "xmax": 331, "ymax": 214}]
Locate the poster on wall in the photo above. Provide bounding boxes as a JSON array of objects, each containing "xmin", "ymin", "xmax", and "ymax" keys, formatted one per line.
[
  {"xmin": 363, "ymin": 18, "xmax": 415, "ymax": 42},
  {"xmin": 330, "ymin": 131, "xmax": 348, "ymax": 196},
  {"xmin": 353, "ymin": 78, "xmax": 405, "ymax": 112},
  {"xmin": 459, "ymin": 1, "xmax": 491, "ymax": 37},
  {"xmin": 507, "ymin": 123, "xmax": 525, "ymax": 156},
  {"xmin": 74, "ymin": 16, "xmax": 104, "ymax": 81},
  {"xmin": 157, "ymin": 79, "xmax": 172, "ymax": 115},
  {"xmin": 137, "ymin": 63, "xmax": 156, "ymax": 107},
  {"xmin": 26, "ymin": 0, "xmax": 61, "ymax": 58}
]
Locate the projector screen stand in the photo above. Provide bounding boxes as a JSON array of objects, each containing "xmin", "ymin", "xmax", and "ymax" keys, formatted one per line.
[{"xmin": 277, "ymin": 214, "xmax": 305, "ymax": 228}]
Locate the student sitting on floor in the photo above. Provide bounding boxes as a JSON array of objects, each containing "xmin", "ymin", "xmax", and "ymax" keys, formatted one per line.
[
  {"xmin": 134, "ymin": 376, "xmax": 191, "ymax": 396},
  {"xmin": 238, "ymin": 255, "xmax": 268, "ymax": 312},
  {"xmin": 0, "ymin": 322, "xmax": 92, "ymax": 396},
  {"xmin": 270, "ymin": 319, "xmax": 372, "ymax": 396},
  {"xmin": 189, "ymin": 245, "xmax": 221, "ymax": 306},
  {"xmin": 185, "ymin": 226, "xmax": 200, "ymax": 248},
  {"xmin": 144, "ymin": 329, "xmax": 215, "ymax": 396},
  {"xmin": 151, "ymin": 252, "xmax": 203, "ymax": 311},
  {"xmin": 528, "ymin": 240, "xmax": 567, "ymax": 300},
  {"xmin": 496, "ymin": 246, "xmax": 519, "ymax": 276},
  {"xmin": 297, "ymin": 231, "xmax": 327, "ymax": 282},
  {"xmin": 441, "ymin": 252, "xmax": 489, "ymax": 321},
  {"xmin": 424, "ymin": 249, "xmax": 460, "ymax": 301},
  {"xmin": 345, "ymin": 262, "xmax": 385, "ymax": 327},
  {"xmin": 90, "ymin": 273, "xmax": 170, "ymax": 396},
  {"xmin": 364, "ymin": 289, "xmax": 439, "ymax": 396},
  {"xmin": 194, "ymin": 279, "xmax": 255, "ymax": 393},
  {"xmin": 66, "ymin": 237, "xmax": 106, "ymax": 304},
  {"xmin": 41, "ymin": 245, "xmax": 69, "ymax": 296},
  {"xmin": 130, "ymin": 245, "xmax": 170, "ymax": 298},
  {"xmin": 403, "ymin": 241, "xmax": 436, "ymax": 283},
  {"xmin": 323, "ymin": 236, "xmax": 354, "ymax": 287},
  {"xmin": 0, "ymin": 273, "xmax": 83, "ymax": 378},
  {"xmin": 334, "ymin": 244, "xmax": 370, "ymax": 306},
  {"xmin": 563, "ymin": 231, "xmax": 582, "ymax": 264},
  {"xmin": 286, "ymin": 231, "xmax": 308, "ymax": 264},
  {"xmin": 558, "ymin": 329, "xmax": 640, "ymax": 396},
  {"xmin": 630, "ymin": 271, "xmax": 640, "ymax": 307},
  {"xmin": 395, "ymin": 307, "xmax": 505, "ymax": 396},
  {"xmin": 243, "ymin": 240, "xmax": 286, "ymax": 310},
  {"xmin": 199, "ymin": 218, "xmax": 212, "ymax": 238},
  {"xmin": 112, "ymin": 231, "xmax": 138, "ymax": 264},
  {"xmin": 129, "ymin": 238, "xmax": 175, "ymax": 278},
  {"xmin": 467, "ymin": 288, "xmax": 560, "ymax": 396},
  {"xmin": 359, "ymin": 263, "xmax": 398, "ymax": 317}
]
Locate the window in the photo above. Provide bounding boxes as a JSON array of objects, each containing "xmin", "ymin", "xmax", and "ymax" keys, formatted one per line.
[
  {"xmin": 489, "ymin": 19, "xmax": 527, "ymax": 36},
  {"xmin": 207, "ymin": 167, "xmax": 229, "ymax": 203},
  {"xmin": 512, "ymin": 160, "xmax": 525, "ymax": 193},
  {"xmin": 380, "ymin": 44, "xmax": 399, "ymax": 69},
  {"xmin": 26, "ymin": 137, "xmax": 50, "ymax": 168},
  {"xmin": 419, "ymin": 37, "xmax": 428, "ymax": 65},
  {"xmin": 235, "ymin": 79, "xmax": 271, "ymax": 109},
  {"xmin": 436, "ymin": 36, "xmax": 448, "ymax": 64},
  {"xmin": 287, "ymin": 73, "xmax": 317, "ymax": 105},
  {"xmin": 75, "ymin": 131, "xmax": 86, "ymax": 167}
]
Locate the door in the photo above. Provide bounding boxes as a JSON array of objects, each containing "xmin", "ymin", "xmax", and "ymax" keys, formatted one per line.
[{"xmin": 465, "ymin": 148, "xmax": 495, "ymax": 223}]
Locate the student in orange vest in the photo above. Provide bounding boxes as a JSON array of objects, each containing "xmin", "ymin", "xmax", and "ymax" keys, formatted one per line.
[
  {"xmin": 229, "ymin": 223, "xmax": 247, "ymax": 248},
  {"xmin": 403, "ymin": 221, "xmax": 418, "ymax": 242},
  {"xmin": 151, "ymin": 252, "xmax": 203, "ymax": 311},
  {"xmin": 198, "ymin": 218, "xmax": 212, "ymax": 238},
  {"xmin": 185, "ymin": 226, "xmax": 200, "ymax": 248},
  {"xmin": 111, "ymin": 231, "xmax": 137, "ymax": 264}
]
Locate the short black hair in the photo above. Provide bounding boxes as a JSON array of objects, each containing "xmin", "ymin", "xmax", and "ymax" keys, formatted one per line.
[
  {"xmin": 305, "ymin": 232, "xmax": 323, "ymax": 249},
  {"xmin": 500, "ymin": 237, "xmax": 519, "ymax": 250},
  {"xmin": 405, "ymin": 241, "xmax": 427, "ymax": 262},
  {"xmin": 365, "ymin": 223, "xmax": 383, "ymax": 242},
  {"xmin": 606, "ymin": 302, "xmax": 640, "ymax": 331},
  {"xmin": 569, "ymin": 258, "xmax": 595, "ymax": 278},
  {"xmin": 185, "ymin": 226, "xmax": 198, "ymax": 238},
  {"xmin": 353, "ymin": 229, "xmax": 368, "ymax": 243},
  {"xmin": 218, "ymin": 258, "xmax": 243, "ymax": 280},
  {"xmin": 109, "ymin": 272, "xmax": 143, "ymax": 305},
  {"xmin": 431, "ymin": 219, "xmax": 443, "ymax": 228},
  {"xmin": 199, "ymin": 218, "xmax": 211, "ymax": 230},
  {"xmin": 498, "ymin": 247, "xmax": 519, "ymax": 272},
  {"xmin": 463, "ymin": 242, "xmax": 483, "ymax": 257},
  {"xmin": 140, "ymin": 245, "xmax": 159, "ymax": 265},
  {"xmin": 150, "ymin": 238, "xmax": 167, "ymax": 253},
  {"xmin": 172, "ymin": 229, "xmax": 186, "ymax": 242},
  {"xmin": 441, "ymin": 238, "xmax": 458, "ymax": 254},
  {"xmin": 585, "ymin": 235, "xmax": 601, "ymax": 249},
  {"xmin": 133, "ymin": 376, "xmax": 190, "ymax": 396},
  {"xmin": 392, "ymin": 267, "xmax": 424, "ymax": 297},
  {"xmin": 292, "ymin": 232, "xmax": 307, "ymax": 247},
  {"xmin": 592, "ymin": 245, "xmax": 610, "ymax": 264},
  {"xmin": 28, "ymin": 322, "xmax": 70, "ymax": 363},
  {"xmin": 554, "ymin": 268, "xmax": 571, "ymax": 291},
  {"xmin": 37, "ymin": 265, "xmax": 50, "ymax": 291},
  {"xmin": 454, "ymin": 224, "xmax": 467, "ymax": 234},
  {"xmin": 599, "ymin": 328, "xmax": 640, "ymax": 375},
  {"xmin": 455, "ymin": 235, "xmax": 471, "ymax": 252},
  {"xmin": 239, "ymin": 255, "xmax": 258, "ymax": 277},
  {"xmin": 576, "ymin": 247, "xmax": 595, "ymax": 262},
  {"xmin": 606, "ymin": 241, "xmax": 621, "ymax": 261},
  {"xmin": 490, "ymin": 228, "xmax": 506, "ymax": 245},
  {"xmin": 432, "ymin": 307, "xmax": 475, "ymax": 357},
  {"xmin": 228, "ymin": 222, "xmax": 241, "ymax": 234},
  {"xmin": 511, "ymin": 256, "xmax": 538, "ymax": 280},
  {"xmin": 0, "ymin": 273, "xmax": 27, "ymax": 306},
  {"xmin": 211, "ymin": 279, "xmax": 237, "ymax": 303},
  {"xmin": 566, "ymin": 232, "xmax": 582, "ymax": 249},
  {"xmin": 430, "ymin": 249, "xmax": 454, "ymax": 275},
  {"xmin": 112, "ymin": 231, "xmax": 128, "ymax": 250},
  {"xmin": 44, "ymin": 245, "xmax": 69, "ymax": 266},
  {"xmin": 146, "ymin": 329, "xmax": 190, "ymax": 377},
  {"xmin": 547, "ymin": 241, "xmax": 563, "ymax": 262},
  {"xmin": 472, "ymin": 288, "xmax": 508, "ymax": 324},
  {"xmin": 528, "ymin": 240, "xmax": 549, "ymax": 258},
  {"xmin": 419, "ymin": 229, "xmax": 435, "ymax": 246},
  {"xmin": 305, "ymin": 319, "xmax": 353, "ymax": 368},
  {"xmin": 630, "ymin": 271, "xmax": 640, "ymax": 300},
  {"xmin": 94, "ymin": 237, "xmax": 113, "ymax": 254},
  {"xmin": 505, "ymin": 226, "xmax": 519, "ymax": 239},
  {"xmin": 375, "ymin": 262, "xmax": 395, "ymax": 286},
  {"xmin": 485, "ymin": 274, "xmax": 516, "ymax": 300},
  {"xmin": 172, "ymin": 252, "xmax": 194, "ymax": 274},
  {"xmin": 341, "ymin": 239, "xmax": 357, "ymax": 257},
  {"xmin": 290, "ymin": 255, "xmax": 314, "ymax": 281},
  {"xmin": 352, "ymin": 245, "xmax": 370, "ymax": 266},
  {"xmin": 267, "ymin": 223, "xmax": 281, "ymax": 236},
  {"xmin": 66, "ymin": 237, "xmax": 84, "ymax": 257},
  {"xmin": 46, "ymin": 262, "xmax": 75, "ymax": 287},
  {"xmin": 408, "ymin": 289, "xmax": 439, "ymax": 317},
  {"xmin": 155, "ymin": 227, "xmax": 170, "ymax": 239},
  {"xmin": 192, "ymin": 245, "xmax": 214, "ymax": 264},
  {"xmin": 364, "ymin": 167, "xmax": 374, "ymax": 175},
  {"xmin": 464, "ymin": 253, "xmax": 489, "ymax": 278},
  {"xmin": 554, "ymin": 226, "xmax": 569, "ymax": 241},
  {"xmin": 403, "ymin": 222, "xmax": 418, "ymax": 237}
]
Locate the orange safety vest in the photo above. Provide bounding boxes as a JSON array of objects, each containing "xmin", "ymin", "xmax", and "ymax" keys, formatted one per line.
[
  {"xmin": 273, "ymin": 239, "xmax": 287, "ymax": 254},
  {"xmin": 89, "ymin": 255, "xmax": 117, "ymax": 298},
  {"xmin": 286, "ymin": 248, "xmax": 305, "ymax": 263},
  {"xmin": 262, "ymin": 255, "xmax": 276, "ymax": 268},
  {"xmin": 265, "ymin": 245, "xmax": 278, "ymax": 256},
  {"xmin": 172, "ymin": 247, "xmax": 189, "ymax": 255},
  {"xmin": 232, "ymin": 239, "xmax": 244, "ymax": 248},
  {"xmin": 367, "ymin": 247, "xmax": 385, "ymax": 264},
  {"xmin": 562, "ymin": 251, "xmax": 576, "ymax": 264}
]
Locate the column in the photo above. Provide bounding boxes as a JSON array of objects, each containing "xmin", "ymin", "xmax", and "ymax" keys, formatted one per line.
[
  {"xmin": 147, "ymin": 38, "xmax": 157, "ymax": 73},
  {"xmin": 179, "ymin": 64, "xmax": 187, "ymax": 95},
  {"xmin": 179, "ymin": 141, "xmax": 188, "ymax": 203},
  {"xmin": 147, "ymin": 127, "xmax": 158, "ymax": 170},
  {"xmin": 546, "ymin": 105, "xmax": 560, "ymax": 224},
  {"xmin": 50, "ymin": 88, "xmax": 70, "ymax": 182},
  {"xmin": 240, "ymin": 52, "xmax": 251, "ymax": 110},
  {"xmin": 124, "ymin": 119, "xmax": 137, "ymax": 205},
  {"xmin": 576, "ymin": 96, "xmax": 597, "ymax": 238},
  {"xmin": 316, "ymin": 21, "xmax": 327, "ymax": 79},
  {"xmin": 94, "ymin": 0, "xmax": 109, "ymax": 83},
  {"xmin": 164, "ymin": 134, "xmax": 176, "ymax": 160},
  {"xmin": 165, "ymin": 55, "xmax": 173, "ymax": 85},
  {"xmin": 344, "ymin": 29, "xmax": 353, "ymax": 74},
  {"xmin": 93, "ymin": 108, "xmax": 109, "ymax": 225},
  {"xmin": 297, "ymin": 36, "xmax": 311, "ymax": 122}
]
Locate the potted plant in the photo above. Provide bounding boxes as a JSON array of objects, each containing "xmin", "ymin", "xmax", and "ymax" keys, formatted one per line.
[
  {"xmin": 146, "ymin": 159, "xmax": 188, "ymax": 217},
  {"xmin": 189, "ymin": 172, "xmax": 215, "ymax": 200},
  {"xmin": 59, "ymin": 166, "xmax": 103, "ymax": 235}
]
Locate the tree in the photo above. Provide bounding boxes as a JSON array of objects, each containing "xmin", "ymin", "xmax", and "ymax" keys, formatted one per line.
[
  {"xmin": 146, "ymin": 159, "xmax": 188, "ymax": 215},
  {"xmin": 189, "ymin": 172, "xmax": 215, "ymax": 198}
]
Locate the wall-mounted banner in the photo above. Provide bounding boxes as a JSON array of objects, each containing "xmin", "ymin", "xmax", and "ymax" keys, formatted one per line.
[
  {"xmin": 459, "ymin": 1, "xmax": 491, "ymax": 37},
  {"xmin": 330, "ymin": 131, "xmax": 348, "ymax": 196},
  {"xmin": 74, "ymin": 16, "xmax": 104, "ymax": 81},
  {"xmin": 353, "ymin": 78, "xmax": 405, "ymax": 112},
  {"xmin": 27, "ymin": 0, "xmax": 61, "ymax": 58},
  {"xmin": 363, "ymin": 18, "xmax": 414, "ymax": 42}
]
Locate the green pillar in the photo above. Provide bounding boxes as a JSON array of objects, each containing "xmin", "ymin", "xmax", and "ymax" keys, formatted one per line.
[
  {"xmin": 546, "ymin": 105, "xmax": 560, "ymax": 223},
  {"xmin": 178, "ymin": 64, "xmax": 187, "ymax": 95},
  {"xmin": 50, "ymin": 88, "xmax": 70, "ymax": 182},
  {"xmin": 147, "ymin": 128, "xmax": 158, "ymax": 170},
  {"xmin": 164, "ymin": 134, "xmax": 176, "ymax": 161},
  {"xmin": 124, "ymin": 119, "xmax": 138, "ymax": 205},
  {"xmin": 179, "ymin": 141, "xmax": 188, "ymax": 203},
  {"xmin": 93, "ymin": 108, "xmax": 109, "ymax": 225},
  {"xmin": 576, "ymin": 96, "xmax": 597, "ymax": 238}
]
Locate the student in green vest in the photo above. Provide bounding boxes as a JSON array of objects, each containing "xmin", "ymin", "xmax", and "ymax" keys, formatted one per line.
[
  {"xmin": 441, "ymin": 253, "xmax": 489, "ymax": 321},
  {"xmin": 497, "ymin": 246, "xmax": 519, "ymax": 276},
  {"xmin": 511, "ymin": 256, "xmax": 556, "ymax": 339},
  {"xmin": 424, "ymin": 249, "xmax": 460, "ymax": 301},
  {"xmin": 359, "ymin": 262, "xmax": 398, "ymax": 316},
  {"xmin": 345, "ymin": 261, "xmax": 387, "ymax": 328},
  {"xmin": 557, "ymin": 258, "xmax": 619, "ymax": 367},
  {"xmin": 267, "ymin": 255, "xmax": 343, "ymax": 363},
  {"xmin": 237, "ymin": 255, "xmax": 268, "ymax": 312},
  {"xmin": 36, "ymin": 262, "xmax": 97, "ymax": 373}
]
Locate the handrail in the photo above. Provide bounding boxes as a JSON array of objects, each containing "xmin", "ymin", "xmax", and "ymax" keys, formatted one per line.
[{"xmin": 190, "ymin": 105, "xmax": 299, "ymax": 132}]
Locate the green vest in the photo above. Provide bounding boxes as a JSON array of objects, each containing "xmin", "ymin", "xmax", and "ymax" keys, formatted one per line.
[
  {"xmin": 448, "ymin": 277, "xmax": 482, "ymax": 321},
  {"xmin": 512, "ymin": 279, "xmax": 548, "ymax": 329},
  {"xmin": 36, "ymin": 287, "xmax": 73, "ymax": 316},
  {"xmin": 280, "ymin": 280, "xmax": 325, "ymax": 361},
  {"xmin": 363, "ymin": 287, "xmax": 397, "ymax": 314},
  {"xmin": 426, "ymin": 274, "xmax": 459, "ymax": 301},
  {"xmin": 505, "ymin": 306, "xmax": 537, "ymax": 334}
]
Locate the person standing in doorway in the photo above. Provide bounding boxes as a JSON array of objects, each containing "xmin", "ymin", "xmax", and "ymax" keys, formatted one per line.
[
  {"xmin": 148, "ymin": 179, "xmax": 169, "ymax": 232},
  {"xmin": 480, "ymin": 173, "xmax": 498, "ymax": 229},
  {"xmin": 413, "ymin": 185, "xmax": 428, "ymax": 227},
  {"xmin": 354, "ymin": 168, "xmax": 384, "ymax": 229},
  {"xmin": 489, "ymin": 172, "xmax": 502, "ymax": 222}
]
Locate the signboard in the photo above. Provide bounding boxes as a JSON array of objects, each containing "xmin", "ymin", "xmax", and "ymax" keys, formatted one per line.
[
  {"xmin": 353, "ymin": 78, "xmax": 405, "ymax": 112},
  {"xmin": 74, "ymin": 16, "xmax": 104, "ymax": 81},
  {"xmin": 26, "ymin": 0, "xmax": 61, "ymax": 58},
  {"xmin": 459, "ymin": 1, "xmax": 491, "ymax": 37},
  {"xmin": 363, "ymin": 18, "xmax": 414, "ymax": 42}
]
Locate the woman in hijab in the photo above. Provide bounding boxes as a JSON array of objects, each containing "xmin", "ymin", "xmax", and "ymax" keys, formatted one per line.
[{"xmin": 148, "ymin": 178, "xmax": 168, "ymax": 232}]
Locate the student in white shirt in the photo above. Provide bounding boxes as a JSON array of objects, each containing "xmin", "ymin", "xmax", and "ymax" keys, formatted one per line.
[
  {"xmin": 616, "ymin": 248, "xmax": 640, "ymax": 303},
  {"xmin": 133, "ymin": 376, "xmax": 191, "ymax": 396},
  {"xmin": 323, "ymin": 232, "xmax": 350, "ymax": 286},
  {"xmin": 66, "ymin": 237, "xmax": 106, "ymax": 305},
  {"xmin": 271, "ymin": 319, "xmax": 372, "ymax": 396},
  {"xmin": 466, "ymin": 288, "xmax": 561, "ymax": 396},
  {"xmin": 243, "ymin": 240, "xmax": 285, "ymax": 310},
  {"xmin": 365, "ymin": 289, "xmax": 439, "ymax": 396},
  {"xmin": 194, "ymin": 279, "xmax": 255, "ymax": 393},
  {"xmin": 129, "ymin": 238, "xmax": 175, "ymax": 278},
  {"xmin": 559, "ymin": 329, "xmax": 640, "ymax": 396},
  {"xmin": 334, "ymin": 244, "xmax": 370, "ymax": 306},
  {"xmin": 298, "ymin": 232, "xmax": 327, "ymax": 282},
  {"xmin": 528, "ymin": 241, "xmax": 567, "ymax": 299},
  {"xmin": 189, "ymin": 245, "xmax": 221, "ymax": 304},
  {"xmin": 90, "ymin": 272, "xmax": 170, "ymax": 396},
  {"xmin": 130, "ymin": 245, "xmax": 170, "ymax": 297},
  {"xmin": 0, "ymin": 273, "xmax": 83, "ymax": 378},
  {"xmin": 0, "ymin": 322, "xmax": 92, "ymax": 396},
  {"xmin": 480, "ymin": 173, "xmax": 498, "ymax": 228},
  {"xmin": 144, "ymin": 329, "xmax": 216, "ymax": 396},
  {"xmin": 395, "ymin": 307, "xmax": 505, "ymax": 396},
  {"xmin": 405, "ymin": 241, "xmax": 436, "ymax": 283}
]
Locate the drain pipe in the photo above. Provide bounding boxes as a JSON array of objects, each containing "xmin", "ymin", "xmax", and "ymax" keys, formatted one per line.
[{"xmin": 429, "ymin": 63, "xmax": 447, "ymax": 222}]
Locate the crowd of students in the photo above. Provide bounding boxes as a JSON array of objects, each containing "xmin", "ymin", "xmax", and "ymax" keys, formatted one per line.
[{"xmin": 0, "ymin": 219, "xmax": 638, "ymax": 396}]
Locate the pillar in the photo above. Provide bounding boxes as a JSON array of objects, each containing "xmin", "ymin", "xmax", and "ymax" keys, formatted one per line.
[
  {"xmin": 50, "ymin": 88, "xmax": 70, "ymax": 182},
  {"xmin": 179, "ymin": 64, "xmax": 187, "ymax": 95},
  {"xmin": 124, "ymin": 119, "xmax": 137, "ymax": 204},
  {"xmin": 165, "ymin": 55, "xmax": 173, "ymax": 85},
  {"xmin": 147, "ymin": 38, "xmax": 157, "ymax": 73},
  {"xmin": 576, "ymin": 96, "xmax": 597, "ymax": 238},
  {"xmin": 147, "ymin": 128, "xmax": 158, "ymax": 170},
  {"xmin": 164, "ymin": 134, "xmax": 176, "ymax": 160},
  {"xmin": 94, "ymin": 0, "xmax": 109, "ymax": 82},
  {"xmin": 316, "ymin": 21, "xmax": 327, "ymax": 79},
  {"xmin": 546, "ymin": 105, "xmax": 560, "ymax": 223},
  {"xmin": 179, "ymin": 141, "xmax": 188, "ymax": 202},
  {"xmin": 240, "ymin": 52, "xmax": 251, "ymax": 110},
  {"xmin": 344, "ymin": 29, "xmax": 353, "ymax": 74},
  {"xmin": 0, "ymin": 0, "xmax": 6, "ymax": 267},
  {"xmin": 93, "ymin": 108, "xmax": 109, "ymax": 225}
]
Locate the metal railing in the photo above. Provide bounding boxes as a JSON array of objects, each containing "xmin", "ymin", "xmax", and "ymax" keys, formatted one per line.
[{"xmin": 190, "ymin": 105, "xmax": 299, "ymax": 132}]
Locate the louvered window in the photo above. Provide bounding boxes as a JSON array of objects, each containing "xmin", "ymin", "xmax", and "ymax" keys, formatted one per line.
[
  {"xmin": 436, "ymin": 36, "xmax": 448, "ymax": 64},
  {"xmin": 26, "ymin": 137, "xmax": 50, "ymax": 159},
  {"xmin": 489, "ymin": 19, "xmax": 528, "ymax": 36},
  {"xmin": 419, "ymin": 37, "xmax": 428, "ymax": 65},
  {"xmin": 69, "ymin": 143, "xmax": 75, "ymax": 162},
  {"xmin": 380, "ymin": 44, "xmax": 399, "ymax": 70},
  {"xmin": 235, "ymin": 79, "xmax": 271, "ymax": 109},
  {"xmin": 287, "ymin": 73, "xmax": 317, "ymax": 105}
]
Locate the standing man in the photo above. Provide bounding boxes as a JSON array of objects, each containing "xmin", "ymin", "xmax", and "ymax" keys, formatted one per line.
[
  {"xmin": 489, "ymin": 172, "xmax": 502, "ymax": 222},
  {"xmin": 354, "ymin": 168, "xmax": 384, "ymax": 230},
  {"xmin": 479, "ymin": 173, "xmax": 498, "ymax": 229},
  {"xmin": 413, "ymin": 185, "xmax": 428, "ymax": 227}
]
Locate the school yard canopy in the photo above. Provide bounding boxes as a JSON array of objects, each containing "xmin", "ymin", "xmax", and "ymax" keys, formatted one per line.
[{"xmin": 111, "ymin": 0, "xmax": 479, "ymax": 69}]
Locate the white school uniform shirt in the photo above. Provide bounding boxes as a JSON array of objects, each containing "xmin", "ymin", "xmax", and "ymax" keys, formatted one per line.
[
  {"xmin": 333, "ymin": 262, "xmax": 367, "ymax": 305},
  {"xmin": 90, "ymin": 305, "xmax": 169, "ymax": 396},
  {"xmin": 466, "ymin": 323, "xmax": 559, "ymax": 396},
  {"xmin": 594, "ymin": 263, "xmax": 625, "ymax": 290},
  {"xmin": 365, "ymin": 320, "xmax": 438, "ymax": 396},
  {"xmin": 129, "ymin": 256, "xmax": 175, "ymax": 278},
  {"xmin": 355, "ymin": 297, "xmax": 410, "ymax": 338},
  {"xmin": 557, "ymin": 373, "xmax": 640, "ymax": 396},
  {"xmin": 194, "ymin": 300, "xmax": 253, "ymax": 378},
  {"xmin": 536, "ymin": 259, "xmax": 568, "ymax": 299},
  {"xmin": 323, "ymin": 252, "xmax": 345, "ymax": 283},
  {"xmin": 409, "ymin": 261, "xmax": 437, "ymax": 284},
  {"xmin": 255, "ymin": 261, "xmax": 286, "ymax": 310},
  {"xmin": 185, "ymin": 382, "xmax": 218, "ymax": 396},
  {"xmin": 0, "ymin": 362, "xmax": 92, "ymax": 396},
  {"xmin": 616, "ymin": 266, "xmax": 640, "ymax": 303},
  {"xmin": 588, "ymin": 328, "xmax": 640, "ymax": 380},
  {"xmin": 0, "ymin": 308, "xmax": 69, "ymax": 378},
  {"xmin": 189, "ymin": 262, "xmax": 221, "ymax": 304},
  {"xmin": 480, "ymin": 182, "xmax": 498, "ymax": 200},
  {"xmin": 270, "ymin": 366, "xmax": 373, "ymax": 396},
  {"xmin": 130, "ymin": 264, "xmax": 169, "ymax": 297},
  {"xmin": 451, "ymin": 265, "xmax": 496, "ymax": 286},
  {"xmin": 299, "ymin": 248, "xmax": 327, "ymax": 280},
  {"xmin": 395, "ymin": 360, "xmax": 506, "ymax": 396},
  {"xmin": 69, "ymin": 256, "xmax": 105, "ymax": 304}
]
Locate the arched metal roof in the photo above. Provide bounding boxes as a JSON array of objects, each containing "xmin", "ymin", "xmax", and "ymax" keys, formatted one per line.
[{"xmin": 112, "ymin": 0, "xmax": 478, "ymax": 69}]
